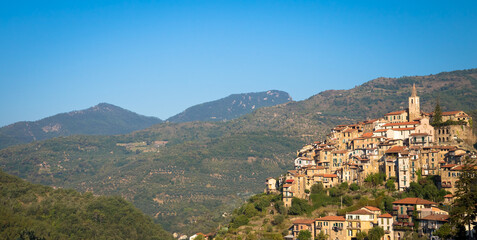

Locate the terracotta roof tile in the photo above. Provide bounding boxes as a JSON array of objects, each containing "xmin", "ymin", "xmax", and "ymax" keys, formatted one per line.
[
  {"xmin": 420, "ymin": 214, "xmax": 449, "ymax": 222},
  {"xmin": 393, "ymin": 197, "xmax": 436, "ymax": 205},
  {"xmin": 315, "ymin": 216, "xmax": 346, "ymax": 221},
  {"xmin": 364, "ymin": 206, "xmax": 381, "ymax": 211},
  {"xmin": 441, "ymin": 164, "xmax": 456, "ymax": 168},
  {"xmin": 378, "ymin": 213, "xmax": 393, "ymax": 218},
  {"xmin": 382, "ymin": 121, "xmax": 419, "ymax": 127},
  {"xmin": 391, "ymin": 127, "xmax": 415, "ymax": 131},
  {"xmin": 384, "ymin": 110, "xmax": 407, "ymax": 116},
  {"xmin": 292, "ymin": 219, "xmax": 315, "ymax": 224},
  {"xmin": 441, "ymin": 111, "xmax": 463, "ymax": 116},
  {"xmin": 410, "ymin": 133, "xmax": 429, "ymax": 136},
  {"xmin": 347, "ymin": 209, "xmax": 373, "ymax": 215},
  {"xmin": 362, "ymin": 132, "xmax": 374, "ymax": 138},
  {"xmin": 386, "ymin": 146, "xmax": 406, "ymax": 154}
]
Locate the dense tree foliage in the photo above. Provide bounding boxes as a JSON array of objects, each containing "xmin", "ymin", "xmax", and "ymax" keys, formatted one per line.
[
  {"xmin": 450, "ymin": 157, "xmax": 477, "ymax": 239},
  {"xmin": 288, "ymin": 198, "xmax": 312, "ymax": 215},
  {"xmin": 297, "ymin": 230, "xmax": 311, "ymax": 240},
  {"xmin": 434, "ymin": 223, "xmax": 452, "ymax": 240},
  {"xmin": 385, "ymin": 179, "xmax": 396, "ymax": 192},
  {"xmin": 364, "ymin": 173, "xmax": 386, "ymax": 186},
  {"xmin": 399, "ymin": 177, "xmax": 449, "ymax": 203},
  {"xmin": 0, "ymin": 170, "xmax": 172, "ymax": 240},
  {"xmin": 367, "ymin": 226, "xmax": 385, "ymax": 240},
  {"xmin": 431, "ymin": 99, "xmax": 443, "ymax": 126}
]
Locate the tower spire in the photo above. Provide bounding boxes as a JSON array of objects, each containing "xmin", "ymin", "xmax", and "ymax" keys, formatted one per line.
[{"xmin": 411, "ymin": 83, "xmax": 417, "ymax": 97}]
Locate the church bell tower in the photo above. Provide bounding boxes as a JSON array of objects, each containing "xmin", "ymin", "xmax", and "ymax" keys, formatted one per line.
[{"xmin": 408, "ymin": 83, "xmax": 420, "ymax": 121}]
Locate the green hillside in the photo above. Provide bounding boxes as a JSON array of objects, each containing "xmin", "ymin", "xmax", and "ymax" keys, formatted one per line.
[
  {"xmin": 1, "ymin": 68, "xmax": 476, "ymax": 235},
  {"xmin": 167, "ymin": 90, "xmax": 292, "ymax": 123},
  {"xmin": 0, "ymin": 103, "xmax": 162, "ymax": 149},
  {"xmin": 0, "ymin": 169, "xmax": 172, "ymax": 240}
]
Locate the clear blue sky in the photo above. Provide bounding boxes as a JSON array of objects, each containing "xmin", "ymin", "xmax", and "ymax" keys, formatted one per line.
[{"xmin": 1, "ymin": 0, "xmax": 476, "ymax": 127}]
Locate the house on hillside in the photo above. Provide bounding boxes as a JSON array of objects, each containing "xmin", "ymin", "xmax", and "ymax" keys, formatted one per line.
[
  {"xmin": 345, "ymin": 206, "xmax": 381, "ymax": 239},
  {"xmin": 392, "ymin": 198, "xmax": 437, "ymax": 240}
]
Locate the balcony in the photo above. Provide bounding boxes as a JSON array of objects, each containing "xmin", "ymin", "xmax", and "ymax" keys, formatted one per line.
[
  {"xmin": 425, "ymin": 224, "xmax": 437, "ymax": 230},
  {"xmin": 407, "ymin": 207, "xmax": 414, "ymax": 212},
  {"xmin": 398, "ymin": 214, "xmax": 410, "ymax": 219},
  {"xmin": 393, "ymin": 221, "xmax": 414, "ymax": 230},
  {"xmin": 442, "ymin": 183, "xmax": 452, "ymax": 188},
  {"xmin": 332, "ymin": 226, "xmax": 343, "ymax": 231},
  {"xmin": 316, "ymin": 225, "xmax": 322, "ymax": 229}
]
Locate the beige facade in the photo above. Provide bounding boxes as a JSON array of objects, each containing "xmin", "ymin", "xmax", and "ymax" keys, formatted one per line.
[
  {"xmin": 264, "ymin": 177, "xmax": 278, "ymax": 194},
  {"xmin": 408, "ymin": 84, "xmax": 421, "ymax": 121},
  {"xmin": 315, "ymin": 216, "xmax": 346, "ymax": 240},
  {"xmin": 292, "ymin": 219, "xmax": 316, "ymax": 240},
  {"xmin": 378, "ymin": 213, "xmax": 394, "ymax": 240}
]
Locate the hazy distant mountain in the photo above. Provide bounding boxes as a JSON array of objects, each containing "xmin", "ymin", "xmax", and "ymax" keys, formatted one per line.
[
  {"xmin": 167, "ymin": 90, "xmax": 292, "ymax": 123},
  {"xmin": 0, "ymin": 103, "xmax": 162, "ymax": 149}
]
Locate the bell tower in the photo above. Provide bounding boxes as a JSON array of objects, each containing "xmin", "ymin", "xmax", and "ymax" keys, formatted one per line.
[{"xmin": 408, "ymin": 83, "xmax": 420, "ymax": 121}]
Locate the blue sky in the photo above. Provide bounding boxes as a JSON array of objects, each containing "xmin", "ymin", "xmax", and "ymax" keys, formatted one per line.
[{"xmin": 1, "ymin": 0, "xmax": 476, "ymax": 127}]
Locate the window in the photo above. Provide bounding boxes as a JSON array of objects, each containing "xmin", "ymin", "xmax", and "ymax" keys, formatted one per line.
[{"xmin": 348, "ymin": 230, "xmax": 353, "ymax": 236}]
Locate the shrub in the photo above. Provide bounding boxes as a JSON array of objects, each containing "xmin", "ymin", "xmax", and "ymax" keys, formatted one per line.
[
  {"xmin": 288, "ymin": 198, "xmax": 312, "ymax": 215},
  {"xmin": 230, "ymin": 215, "xmax": 249, "ymax": 228},
  {"xmin": 311, "ymin": 183, "xmax": 325, "ymax": 194},
  {"xmin": 349, "ymin": 183, "xmax": 360, "ymax": 191},
  {"xmin": 343, "ymin": 195, "xmax": 353, "ymax": 206},
  {"xmin": 272, "ymin": 214, "xmax": 285, "ymax": 225}
]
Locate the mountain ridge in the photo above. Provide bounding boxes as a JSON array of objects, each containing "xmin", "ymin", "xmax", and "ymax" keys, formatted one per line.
[
  {"xmin": 0, "ymin": 103, "xmax": 162, "ymax": 149},
  {"xmin": 167, "ymin": 90, "xmax": 292, "ymax": 123}
]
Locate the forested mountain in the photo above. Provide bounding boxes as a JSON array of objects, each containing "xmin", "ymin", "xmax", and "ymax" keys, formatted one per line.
[
  {"xmin": 167, "ymin": 90, "xmax": 292, "ymax": 123},
  {"xmin": 0, "ymin": 103, "xmax": 162, "ymax": 149},
  {"xmin": 1, "ymin": 68, "xmax": 476, "ymax": 235},
  {"xmin": 0, "ymin": 169, "xmax": 172, "ymax": 240}
]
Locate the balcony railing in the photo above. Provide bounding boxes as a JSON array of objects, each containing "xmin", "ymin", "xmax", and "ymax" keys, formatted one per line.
[{"xmin": 332, "ymin": 226, "xmax": 343, "ymax": 231}]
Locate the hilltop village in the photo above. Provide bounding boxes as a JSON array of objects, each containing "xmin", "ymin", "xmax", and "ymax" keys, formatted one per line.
[{"xmin": 264, "ymin": 85, "xmax": 476, "ymax": 240}]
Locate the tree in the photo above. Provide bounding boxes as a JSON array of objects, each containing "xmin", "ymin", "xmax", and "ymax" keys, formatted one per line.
[
  {"xmin": 431, "ymin": 98, "xmax": 442, "ymax": 126},
  {"xmin": 271, "ymin": 214, "xmax": 284, "ymax": 225},
  {"xmin": 365, "ymin": 173, "xmax": 386, "ymax": 186},
  {"xmin": 274, "ymin": 201, "xmax": 286, "ymax": 214},
  {"xmin": 356, "ymin": 231, "xmax": 367, "ymax": 240},
  {"xmin": 450, "ymin": 157, "xmax": 477, "ymax": 239},
  {"xmin": 385, "ymin": 179, "xmax": 396, "ymax": 192},
  {"xmin": 311, "ymin": 183, "xmax": 325, "ymax": 194},
  {"xmin": 193, "ymin": 234, "xmax": 205, "ymax": 240},
  {"xmin": 349, "ymin": 183, "xmax": 360, "ymax": 191},
  {"xmin": 288, "ymin": 198, "xmax": 312, "ymax": 215},
  {"xmin": 367, "ymin": 226, "xmax": 385, "ymax": 240},
  {"xmin": 230, "ymin": 215, "xmax": 249, "ymax": 228},
  {"xmin": 316, "ymin": 231, "xmax": 328, "ymax": 240},
  {"xmin": 297, "ymin": 230, "xmax": 311, "ymax": 240},
  {"xmin": 434, "ymin": 223, "xmax": 452, "ymax": 240}
]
